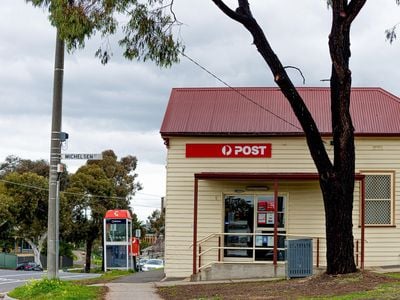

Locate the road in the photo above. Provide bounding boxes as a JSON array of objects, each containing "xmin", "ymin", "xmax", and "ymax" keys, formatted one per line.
[{"xmin": 0, "ymin": 269, "xmax": 101, "ymax": 293}]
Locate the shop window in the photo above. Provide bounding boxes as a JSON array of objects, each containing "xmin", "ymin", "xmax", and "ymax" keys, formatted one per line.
[
  {"xmin": 364, "ymin": 173, "xmax": 394, "ymax": 225},
  {"xmin": 256, "ymin": 196, "xmax": 285, "ymax": 228}
]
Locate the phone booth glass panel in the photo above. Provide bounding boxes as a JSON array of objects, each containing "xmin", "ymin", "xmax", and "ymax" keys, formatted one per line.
[{"xmin": 103, "ymin": 210, "xmax": 133, "ymax": 270}]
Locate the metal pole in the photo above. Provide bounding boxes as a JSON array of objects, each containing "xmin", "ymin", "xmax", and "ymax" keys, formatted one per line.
[
  {"xmin": 55, "ymin": 179, "xmax": 60, "ymax": 276},
  {"xmin": 273, "ymin": 179, "xmax": 278, "ymax": 275},
  {"xmin": 192, "ymin": 178, "xmax": 198, "ymax": 275},
  {"xmin": 361, "ymin": 177, "xmax": 366, "ymax": 270},
  {"xmin": 47, "ymin": 29, "xmax": 64, "ymax": 279},
  {"xmin": 103, "ymin": 219, "xmax": 107, "ymax": 271}
]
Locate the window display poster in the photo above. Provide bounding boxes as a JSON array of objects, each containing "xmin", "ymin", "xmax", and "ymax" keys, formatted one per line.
[
  {"xmin": 257, "ymin": 213, "xmax": 266, "ymax": 224},
  {"xmin": 266, "ymin": 201, "xmax": 275, "ymax": 211},
  {"xmin": 267, "ymin": 236, "xmax": 274, "ymax": 247},
  {"xmin": 266, "ymin": 212, "xmax": 274, "ymax": 224},
  {"xmin": 255, "ymin": 235, "xmax": 263, "ymax": 246},
  {"xmin": 258, "ymin": 201, "xmax": 267, "ymax": 211}
]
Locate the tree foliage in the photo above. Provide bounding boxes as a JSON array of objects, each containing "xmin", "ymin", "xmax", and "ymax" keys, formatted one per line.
[
  {"xmin": 0, "ymin": 155, "xmax": 49, "ymax": 178},
  {"xmin": 0, "ymin": 172, "xmax": 48, "ymax": 265},
  {"xmin": 384, "ymin": 1, "xmax": 400, "ymax": 43},
  {"xmin": 0, "ymin": 155, "xmax": 69, "ymax": 189},
  {"xmin": 146, "ymin": 209, "xmax": 164, "ymax": 237},
  {"xmin": 26, "ymin": 0, "xmax": 184, "ymax": 66},
  {"xmin": 0, "ymin": 185, "xmax": 14, "ymax": 252}
]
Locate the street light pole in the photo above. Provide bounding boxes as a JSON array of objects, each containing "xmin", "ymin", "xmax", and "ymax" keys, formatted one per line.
[{"xmin": 47, "ymin": 29, "xmax": 65, "ymax": 279}]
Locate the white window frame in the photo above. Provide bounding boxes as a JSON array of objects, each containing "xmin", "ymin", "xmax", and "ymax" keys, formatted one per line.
[{"xmin": 362, "ymin": 171, "xmax": 395, "ymax": 227}]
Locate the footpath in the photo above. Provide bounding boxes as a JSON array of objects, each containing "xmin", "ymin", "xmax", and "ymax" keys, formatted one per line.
[{"xmin": 105, "ymin": 269, "xmax": 166, "ymax": 300}]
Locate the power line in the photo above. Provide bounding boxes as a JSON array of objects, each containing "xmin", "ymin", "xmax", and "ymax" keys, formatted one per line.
[
  {"xmin": 179, "ymin": 50, "xmax": 301, "ymax": 130},
  {"xmin": 0, "ymin": 178, "xmax": 156, "ymax": 208},
  {"xmin": 135, "ymin": 191, "xmax": 163, "ymax": 198},
  {"xmin": 0, "ymin": 178, "xmax": 48, "ymax": 191}
]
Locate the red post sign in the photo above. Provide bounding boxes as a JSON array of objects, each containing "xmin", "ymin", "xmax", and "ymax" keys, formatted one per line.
[{"xmin": 186, "ymin": 143, "xmax": 272, "ymax": 158}]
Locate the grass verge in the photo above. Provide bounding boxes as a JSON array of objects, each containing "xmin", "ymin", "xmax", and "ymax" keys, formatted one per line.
[
  {"xmin": 77, "ymin": 269, "xmax": 134, "ymax": 285},
  {"xmin": 7, "ymin": 270, "xmax": 133, "ymax": 300},
  {"xmin": 8, "ymin": 278, "xmax": 104, "ymax": 300}
]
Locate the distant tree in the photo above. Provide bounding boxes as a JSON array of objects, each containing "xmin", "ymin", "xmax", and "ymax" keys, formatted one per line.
[
  {"xmin": 0, "ymin": 155, "xmax": 69, "ymax": 188},
  {"xmin": 0, "ymin": 156, "xmax": 71, "ymax": 257},
  {"xmin": 0, "ymin": 156, "xmax": 20, "ymax": 177},
  {"xmin": 0, "ymin": 156, "xmax": 48, "ymax": 178},
  {"xmin": 0, "ymin": 188, "xmax": 14, "ymax": 252},
  {"xmin": 146, "ymin": 209, "xmax": 165, "ymax": 237},
  {"xmin": 0, "ymin": 172, "xmax": 48, "ymax": 266},
  {"xmin": 132, "ymin": 212, "xmax": 145, "ymax": 238},
  {"xmin": 63, "ymin": 150, "xmax": 141, "ymax": 272}
]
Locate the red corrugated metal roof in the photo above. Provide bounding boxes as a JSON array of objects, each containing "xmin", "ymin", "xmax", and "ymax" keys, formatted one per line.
[{"xmin": 160, "ymin": 87, "xmax": 400, "ymax": 136}]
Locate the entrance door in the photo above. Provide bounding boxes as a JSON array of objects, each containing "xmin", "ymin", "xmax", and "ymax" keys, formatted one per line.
[
  {"xmin": 224, "ymin": 194, "xmax": 286, "ymax": 260},
  {"xmin": 224, "ymin": 195, "xmax": 253, "ymax": 258}
]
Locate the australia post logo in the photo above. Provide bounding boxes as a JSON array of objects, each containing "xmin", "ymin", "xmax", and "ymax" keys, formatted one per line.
[{"xmin": 186, "ymin": 143, "xmax": 272, "ymax": 158}]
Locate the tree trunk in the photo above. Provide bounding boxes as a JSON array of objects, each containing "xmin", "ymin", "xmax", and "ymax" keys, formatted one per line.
[
  {"xmin": 320, "ymin": 175, "xmax": 356, "ymax": 274},
  {"xmin": 25, "ymin": 235, "xmax": 46, "ymax": 267},
  {"xmin": 84, "ymin": 239, "xmax": 93, "ymax": 273}
]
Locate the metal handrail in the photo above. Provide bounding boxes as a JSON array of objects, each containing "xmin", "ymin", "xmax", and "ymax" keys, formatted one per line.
[
  {"xmin": 196, "ymin": 232, "xmax": 364, "ymax": 271},
  {"xmin": 199, "ymin": 245, "xmax": 287, "ymax": 258}
]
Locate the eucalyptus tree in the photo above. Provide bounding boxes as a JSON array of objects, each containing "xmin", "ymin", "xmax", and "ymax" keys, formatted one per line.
[
  {"xmin": 0, "ymin": 172, "xmax": 48, "ymax": 266},
  {"xmin": 63, "ymin": 150, "xmax": 141, "ymax": 272},
  {"xmin": 26, "ymin": 0, "xmax": 183, "ymax": 277},
  {"xmin": 208, "ymin": 0, "xmax": 399, "ymax": 275}
]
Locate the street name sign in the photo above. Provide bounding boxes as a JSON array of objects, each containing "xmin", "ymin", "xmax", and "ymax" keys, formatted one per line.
[{"xmin": 61, "ymin": 153, "xmax": 103, "ymax": 160}]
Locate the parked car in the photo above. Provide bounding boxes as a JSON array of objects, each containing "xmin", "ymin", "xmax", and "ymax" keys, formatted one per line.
[
  {"xmin": 137, "ymin": 258, "xmax": 148, "ymax": 271},
  {"xmin": 16, "ymin": 262, "xmax": 43, "ymax": 271},
  {"xmin": 141, "ymin": 259, "xmax": 164, "ymax": 272}
]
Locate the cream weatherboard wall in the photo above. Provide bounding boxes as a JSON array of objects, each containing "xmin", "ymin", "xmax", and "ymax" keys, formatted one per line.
[{"xmin": 163, "ymin": 136, "xmax": 400, "ymax": 278}]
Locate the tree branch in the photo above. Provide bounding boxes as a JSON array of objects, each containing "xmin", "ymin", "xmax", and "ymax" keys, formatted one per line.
[
  {"xmin": 345, "ymin": 0, "xmax": 367, "ymax": 27},
  {"xmin": 236, "ymin": 0, "xmax": 253, "ymax": 18},
  {"xmin": 211, "ymin": 0, "xmax": 334, "ymax": 175},
  {"xmin": 211, "ymin": 0, "xmax": 248, "ymax": 23},
  {"xmin": 284, "ymin": 66, "xmax": 305, "ymax": 85}
]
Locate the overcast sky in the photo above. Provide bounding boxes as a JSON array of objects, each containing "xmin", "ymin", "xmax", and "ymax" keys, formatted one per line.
[{"xmin": 1, "ymin": 0, "xmax": 399, "ymax": 221}]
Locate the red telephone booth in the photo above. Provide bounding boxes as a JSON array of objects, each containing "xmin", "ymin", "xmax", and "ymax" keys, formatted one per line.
[{"xmin": 103, "ymin": 210, "xmax": 133, "ymax": 270}]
